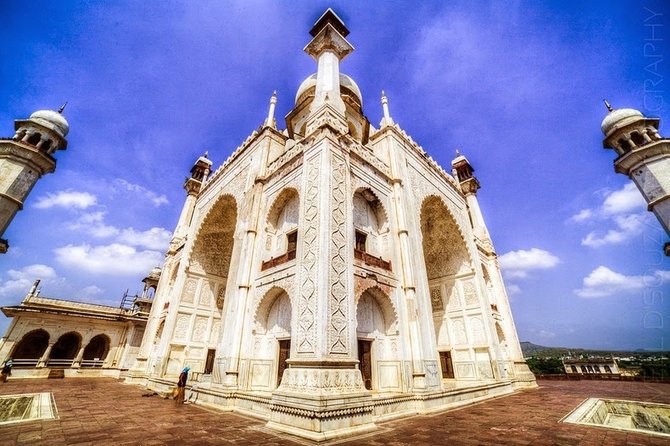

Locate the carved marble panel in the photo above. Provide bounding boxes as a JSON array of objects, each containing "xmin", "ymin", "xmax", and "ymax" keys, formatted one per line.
[
  {"xmin": 470, "ymin": 316, "xmax": 486, "ymax": 345},
  {"xmin": 462, "ymin": 279, "xmax": 478, "ymax": 307},
  {"xmin": 199, "ymin": 282, "xmax": 213, "ymax": 307},
  {"xmin": 296, "ymin": 154, "xmax": 320, "ymax": 354},
  {"xmin": 192, "ymin": 316, "xmax": 208, "ymax": 343},
  {"xmin": 173, "ymin": 314, "xmax": 190, "ymax": 340},
  {"xmin": 210, "ymin": 321, "xmax": 221, "ymax": 344},
  {"xmin": 452, "ymin": 318, "xmax": 468, "ymax": 345},
  {"xmin": 182, "ymin": 278, "xmax": 197, "ymax": 304}
]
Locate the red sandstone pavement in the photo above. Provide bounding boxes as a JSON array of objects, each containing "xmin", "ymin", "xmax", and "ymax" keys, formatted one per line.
[{"xmin": 0, "ymin": 378, "xmax": 668, "ymax": 445}]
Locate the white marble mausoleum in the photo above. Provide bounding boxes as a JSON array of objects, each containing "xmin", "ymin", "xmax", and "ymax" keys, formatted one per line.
[{"xmin": 125, "ymin": 9, "xmax": 536, "ymax": 440}]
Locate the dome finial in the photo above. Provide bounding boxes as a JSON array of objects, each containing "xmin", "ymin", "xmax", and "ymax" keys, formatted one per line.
[
  {"xmin": 58, "ymin": 101, "xmax": 68, "ymax": 114},
  {"xmin": 603, "ymin": 99, "xmax": 613, "ymax": 113},
  {"xmin": 456, "ymin": 149, "xmax": 461, "ymax": 156}
]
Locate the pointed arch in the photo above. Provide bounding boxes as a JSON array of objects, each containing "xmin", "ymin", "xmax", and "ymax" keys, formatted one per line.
[
  {"xmin": 189, "ymin": 194, "xmax": 238, "ymax": 278},
  {"xmin": 263, "ymin": 188, "xmax": 300, "ymax": 265},
  {"xmin": 50, "ymin": 331, "xmax": 82, "ymax": 361},
  {"xmin": 353, "ymin": 187, "xmax": 391, "ymax": 264},
  {"xmin": 266, "ymin": 188, "xmax": 300, "ymax": 231},
  {"xmin": 419, "ymin": 195, "xmax": 472, "ymax": 280},
  {"xmin": 356, "ymin": 285, "xmax": 398, "ymax": 335},
  {"xmin": 253, "ymin": 286, "xmax": 292, "ymax": 333},
  {"xmin": 83, "ymin": 334, "xmax": 111, "ymax": 362},
  {"xmin": 11, "ymin": 329, "xmax": 50, "ymax": 360}
]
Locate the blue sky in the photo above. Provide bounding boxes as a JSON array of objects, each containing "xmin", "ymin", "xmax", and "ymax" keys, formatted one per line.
[{"xmin": 1, "ymin": 1, "xmax": 668, "ymax": 350}]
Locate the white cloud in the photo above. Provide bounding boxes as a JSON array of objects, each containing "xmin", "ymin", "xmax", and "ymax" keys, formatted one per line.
[
  {"xmin": 34, "ymin": 190, "xmax": 97, "ymax": 209},
  {"xmin": 574, "ymin": 266, "xmax": 670, "ymax": 298},
  {"xmin": 506, "ymin": 284, "xmax": 521, "ymax": 296},
  {"xmin": 114, "ymin": 179, "xmax": 169, "ymax": 207},
  {"xmin": 571, "ymin": 184, "xmax": 650, "ymax": 247},
  {"xmin": 54, "ymin": 243, "xmax": 163, "ymax": 275},
  {"xmin": 602, "ymin": 183, "xmax": 646, "ymax": 216},
  {"xmin": 498, "ymin": 248, "xmax": 560, "ymax": 279},
  {"xmin": 0, "ymin": 264, "xmax": 59, "ymax": 298},
  {"xmin": 67, "ymin": 211, "xmax": 120, "ymax": 238},
  {"xmin": 117, "ymin": 227, "xmax": 172, "ymax": 250},
  {"xmin": 80, "ymin": 285, "xmax": 104, "ymax": 297},
  {"xmin": 66, "ymin": 212, "xmax": 171, "ymax": 250},
  {"xmin": 527, "ymin": 328, "xmax": 556, "ymax": 339},
  {"xmin": 581, "ymin": 213, "xmax": 649, "ymax": 247},
  {"xmin": 570, "ymin": 209, "xmax": 593, "ymax": 223}
]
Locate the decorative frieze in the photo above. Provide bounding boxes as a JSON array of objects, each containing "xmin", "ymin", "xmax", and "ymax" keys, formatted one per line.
[{"xmin": 278, "ymin": 368, "xmax": 365, "ymax": 394}]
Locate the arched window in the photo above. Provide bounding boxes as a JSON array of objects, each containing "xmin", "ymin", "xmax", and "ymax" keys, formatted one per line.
[
  {"xmin": 26, "ymin": 132, "xmax": 41, "ymax": 146},
  {"xmin": 40, "ymin": 139, "xmax": 52, "ymax": 152},
  {"xmin": 630, "ymin": 131, "xmax": 645, "ymax": 147},
  {"xmin": 353, "ymin": 188, "xmax": 390, "ymax": 270},
  {"xmin": 262, "ymin": 189, "xmax": 299, "ymax": 270},
  {"xmin": 618, "ymin": 138, "xmax": 632, "ymax": 153},
  {"xmin": 570, "ymin": 365, "xmax": 577, "ymax": 373}
]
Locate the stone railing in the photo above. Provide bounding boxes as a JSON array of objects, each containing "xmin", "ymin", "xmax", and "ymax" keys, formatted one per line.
[
  {"xmin": 354, "ymin": 249, "xmax": 392, "ymax": 271},
  {"xmin": 261, "ymin": 250, "xmax": 297, "ymax": 271}
]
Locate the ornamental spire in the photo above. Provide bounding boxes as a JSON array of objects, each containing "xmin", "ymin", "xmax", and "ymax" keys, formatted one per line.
[
  {"xmin": 265, "ymin": 91, "xmax": 277, "ymax": 128},
  {"xmin": 380, "ymin": 90, "xmax": 394, "ymax": 126}
]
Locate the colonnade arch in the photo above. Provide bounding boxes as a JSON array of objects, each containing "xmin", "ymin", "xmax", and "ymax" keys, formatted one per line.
[
  {"xmin": 10, "ymin": 329, "xmax": 49, "ymax": 362},
  {"xmin": 50, "ymin": 332, "xmax": 81, "ymax": 363},
  {"xmin": 83, "ymin": 334, "xmax": 111, "ymax": 362},
  {"xmin": 9, "ymin": 329, "xmax": 115, "ymax": 367}
]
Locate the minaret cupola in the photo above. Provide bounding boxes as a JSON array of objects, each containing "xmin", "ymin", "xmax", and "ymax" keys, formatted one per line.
[
  {"xmin": 600, "ymin": 101, "xmax": 670, "ymax": 243},
  {"xmin": 601, "ymin": 100, "xmax": 661, "ymax": 157},
  {"xmin": 13, "ymin": 104, "xmax": 69, "ymax": 155}
]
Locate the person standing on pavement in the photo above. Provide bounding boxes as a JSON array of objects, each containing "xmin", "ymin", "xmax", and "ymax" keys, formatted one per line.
[
  {"xmin": 175, "ymin": 366, "xmax": 190, "ymax": 404},
  {"xmin": 1, "ymin": 359, "xmax": 13, "ymax": 382}
]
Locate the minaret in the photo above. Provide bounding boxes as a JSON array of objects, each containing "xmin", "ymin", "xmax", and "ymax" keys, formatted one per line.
[
  {"xmin": 600, "ymin": 101, "xmax": 670, "ymax": 254},
  {"xmin": 265, "ymin": 91, "xmax": 277, "ymax": 128},
  {"xmin": 304, "ymin": 8, "xmax": 354, "ymax": 115},
  {"xmin": 380, "ymin": 90, "xmax": 394, "ymax": 127},
  {"xmin": 169, "ymin": 153, "xmax": 212, "ymax": 251},
  {"xmin": 0, "ymin": 106, "xmax": 69, "ymax": 253},
  {"xmin": 451, "ymin": 151, "xmax": 493, "ymax": 251}
]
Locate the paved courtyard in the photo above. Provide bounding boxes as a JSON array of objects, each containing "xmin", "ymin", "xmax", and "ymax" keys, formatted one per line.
[{"xmin": 0, "ymin": 378, "xmax": 668, "ymax": 445}]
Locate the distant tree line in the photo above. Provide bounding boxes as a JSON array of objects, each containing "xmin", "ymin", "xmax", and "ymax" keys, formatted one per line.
[{"xmin": 525, "ymin": 357, "xmax": 565, "ymax": 375}]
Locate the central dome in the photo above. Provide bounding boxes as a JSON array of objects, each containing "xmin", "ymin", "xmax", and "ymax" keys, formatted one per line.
[{"xmin": 295, "ymin": 73, "xmax": 362, "ymax": 107}]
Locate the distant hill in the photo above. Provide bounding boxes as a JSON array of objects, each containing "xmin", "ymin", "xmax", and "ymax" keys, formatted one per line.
[{"xmin": 520, "ymin": 341, "xmax": 667, "ymax": 358}]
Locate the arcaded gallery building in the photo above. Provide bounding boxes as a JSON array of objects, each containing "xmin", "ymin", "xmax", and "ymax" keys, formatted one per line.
[{"xmin": 122, "ymin": 10, "xmax": 535, "ymax": 440}]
